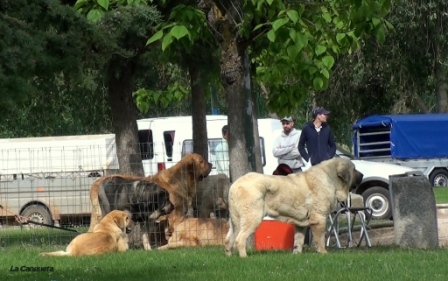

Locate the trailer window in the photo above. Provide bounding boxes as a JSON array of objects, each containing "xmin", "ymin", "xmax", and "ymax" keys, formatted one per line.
[
  {"xmin": 182, "ymin": 139, "xmax": 221, "ymax": 169},
  {"xmin": 182, "ymin": 140, "xmax": 193, "ymax": 156},
  {"xmin": 138, "ymin": 130, "xmax": 154, "ymax": 160},
  {"xmin": 163, "ymin": 131, "xmax": 175, "ymax": 159}
]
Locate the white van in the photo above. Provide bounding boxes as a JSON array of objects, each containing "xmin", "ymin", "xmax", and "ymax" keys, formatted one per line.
[{"xmin": 136, "ymin": 115, "xmax": 283, "ymax": 176}]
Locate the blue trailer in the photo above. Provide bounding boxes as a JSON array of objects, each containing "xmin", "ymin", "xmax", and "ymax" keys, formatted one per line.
[{"xmin": 353, "ymin": 113, "xmax": 448, "ymax": 187}]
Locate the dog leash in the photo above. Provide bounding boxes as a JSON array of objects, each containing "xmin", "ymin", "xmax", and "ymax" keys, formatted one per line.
[{"xmin": 0, "ymin": 204, "xmax": 79, "ymax": 233}]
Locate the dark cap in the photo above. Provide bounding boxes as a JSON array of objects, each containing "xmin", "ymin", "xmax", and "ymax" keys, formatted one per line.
[
  {"xmin": 312, "ymin": 107, "xmax": 330, "ymax": 117},
  {"xmin": 280, "ymin": 116, "xmax": 294, "ymax": 122}
]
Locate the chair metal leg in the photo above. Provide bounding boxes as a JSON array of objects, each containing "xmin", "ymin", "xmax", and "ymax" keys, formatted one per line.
[
  {"xmin": 326, "ymin": 209, "xmax": 344, "ymax": 248},
  {"xmin": 356, "ymin": 209, "xmax": 372, "ymax": 247},
  {"xmin": 346, "ymin": 210, "xmax": 353, "ymax": 247},
  {"xmin": 327, "ymin": 207, "xmax": 373, "ymax": 249}
]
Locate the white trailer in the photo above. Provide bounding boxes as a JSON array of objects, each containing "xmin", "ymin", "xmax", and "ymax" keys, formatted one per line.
[{"xmin": 0, "ymin": 134, "xmax": 119, "ymax": 226}]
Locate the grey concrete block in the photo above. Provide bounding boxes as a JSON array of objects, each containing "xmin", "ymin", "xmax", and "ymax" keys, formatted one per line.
[
  {"xmin": 350, "ymin": 193, "xmax": 364, "ymax": 208},
  {"xmin": 390, "ymin": 174, "xmax": 439, "ymax": 248}
]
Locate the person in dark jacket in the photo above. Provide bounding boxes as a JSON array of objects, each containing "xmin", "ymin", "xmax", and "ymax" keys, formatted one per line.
[{"xmin": 298, "ymin": 107, "xmax": 337, "ymax": 166}]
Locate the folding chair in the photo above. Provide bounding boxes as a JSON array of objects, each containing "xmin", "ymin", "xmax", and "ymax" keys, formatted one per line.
[{"xmin": 326, "ymin": 194, "xmax": 373, "ymax": 248}]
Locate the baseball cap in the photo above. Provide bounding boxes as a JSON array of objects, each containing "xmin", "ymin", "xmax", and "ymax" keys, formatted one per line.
[
  {"xmin": 280, "ymin": 116, "xmax": 293, "ymax": 122},
  {"xmin": 312, "ymin": 107, "xmax": 331, "ymax": 117}
]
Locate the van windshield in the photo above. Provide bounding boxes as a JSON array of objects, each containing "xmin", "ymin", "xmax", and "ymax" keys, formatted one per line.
[{"xmin": 336, "ymin": 146, "xmax": 358, "ymax": 160}]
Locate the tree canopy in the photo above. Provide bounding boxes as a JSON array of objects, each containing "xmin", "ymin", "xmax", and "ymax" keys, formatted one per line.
[{"xmin": 0, "ymin": 0, "xmax": 111, "ymax": 137}]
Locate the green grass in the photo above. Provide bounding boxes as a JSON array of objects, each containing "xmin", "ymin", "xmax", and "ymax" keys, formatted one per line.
[
  {"xmin": 0, "ymin": 227, "xmax": 86, "ymax": 248},
  {"xmin": 434, "ymin": 187, "xmax": 448, "ymax": 204},
  {"xmin": 1, "ymin": 246, "xmax": 448, "ymax": 281},
  {"xmin": 0, "ymin": 188, "xmax": 446, "ymax": 280}
]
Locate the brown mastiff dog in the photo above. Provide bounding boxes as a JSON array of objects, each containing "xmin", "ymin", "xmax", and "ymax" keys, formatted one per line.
[
  {"xmin": 225, "ymin": 158, "xmax": 363, "ymax": 258},
  {"xmin": 153, "ymin": 153, "xmax": 212, "ymax": 217},
  {"xmin": 40, "ymin": 210, "xmax": 132, "ymax": 256}
]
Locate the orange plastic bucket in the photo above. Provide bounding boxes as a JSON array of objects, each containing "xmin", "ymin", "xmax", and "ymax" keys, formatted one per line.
[{"xmin": 254, "ymin": 218, "xmax": 295, "ymax": 251}]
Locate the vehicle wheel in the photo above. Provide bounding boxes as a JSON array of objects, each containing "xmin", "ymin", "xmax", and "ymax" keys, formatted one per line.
[
  {"xmin": 361, "ymin": 186, "xmax": 391, "ymax": 220},
  {"xmin": 429, "ymin": 169, "xmax": 448, "ymax": 187},
  {"xmin": 21, "ymin": 205, "xmax": 53, "ymax": 227}
]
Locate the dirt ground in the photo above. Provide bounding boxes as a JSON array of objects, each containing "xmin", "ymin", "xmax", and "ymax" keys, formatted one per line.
[{"xmin": 339, "ymin": 206, "xmax": 448, "ymax": 248}]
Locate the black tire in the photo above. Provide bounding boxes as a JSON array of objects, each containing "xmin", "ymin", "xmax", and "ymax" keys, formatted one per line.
[
  {"xmin": 429, "ymin": 169, "xmax": 448, "ymax": 187},
  {"xmin": 21, "ymin": 205, "xmax": 53, "ymax": 227},
  {"xmin": 361, "ymin": 186, "xmax": 391, "ymax": 220}
]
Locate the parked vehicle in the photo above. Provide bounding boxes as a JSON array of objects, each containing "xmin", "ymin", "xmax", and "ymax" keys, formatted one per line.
[
  {"xmin": 136, "ymin": 115, "xmax": 283, "ymax": 176},
  {"xmin": 0, "ymin": 134, "xmax": 119, "ymax": 226},
  {"xmin": 353, "ymin": 114, "xmax": 448, "ymax": 187},
  {"xmin": 336, "ymin": 147, "xmax": 420, "ymax": 220}
]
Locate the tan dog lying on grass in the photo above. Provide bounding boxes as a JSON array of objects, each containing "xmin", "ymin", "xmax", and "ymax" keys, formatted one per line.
[
  {"xmin": 225, "ymin": 158, "xmax": 363, "ymax": 258},
  {"xmin": 40, "ymin": 210, "xmax": 133, "ymax": 256},
  {"xmin": 158, "ymin": 213, "xmax": 229, "ymax": 250}
]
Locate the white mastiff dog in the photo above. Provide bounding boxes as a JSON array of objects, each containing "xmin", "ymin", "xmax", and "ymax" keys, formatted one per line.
[{"xmin": 225, "ymin": 158, "xmax": 363, "ymax": 257}]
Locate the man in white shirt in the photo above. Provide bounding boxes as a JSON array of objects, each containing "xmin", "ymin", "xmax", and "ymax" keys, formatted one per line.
[
  {"xmin": 215, "ymin": 125, "xmax": 230, "ymax": 177},
  {"xmin": 272, "ymin": 116, "xmax": 303, "ymax": 172}
]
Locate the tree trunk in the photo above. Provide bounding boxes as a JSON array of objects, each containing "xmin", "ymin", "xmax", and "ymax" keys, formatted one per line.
[
  {"xmin": 243, "ymin": 52, "xmax": 263, "ymax": 174},
  {"xmin": 220, "ymin": 35, "xmax": 250, "ymax": 181},
  {"xmin": 435, "ymin": 45, "xmax": 448, "ymax": 113},
  {"xmin": 205, "ymin": 1, "xmax": 263, "ymax": 180},
  {"xmin": 189, "ymin": 63, "xmax": 209, "ymax": 161},
  {"xmin": 107, "ymin": 58, "xmax": 144, "ymax": 176}
]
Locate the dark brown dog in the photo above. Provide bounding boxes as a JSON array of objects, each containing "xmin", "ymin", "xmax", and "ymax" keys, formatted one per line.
[{"xmin": 88, "ymin": 175, "xmax": 173, "ymax": 250}]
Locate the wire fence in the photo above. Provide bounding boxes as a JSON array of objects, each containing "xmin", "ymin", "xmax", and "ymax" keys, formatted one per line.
[{"xmin": 0, "ymin": 138, "xmax": 232, "ymax": 250}]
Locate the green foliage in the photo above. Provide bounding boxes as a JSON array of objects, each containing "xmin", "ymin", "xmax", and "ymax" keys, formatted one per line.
[
  {"xmin": 95, "ymin": 5, "xmax": 161, "ymax": 55},
  {"xmin": 147, "ymin": 5, "xmax": 214, "ymax": 51},
  {"xmin": 0, "ymin": 0, "xmax": 112, "ymax": 137},
  {"xmin": 133, "ymin": 82, "xmax": 189, "ymax": 113},
  {"xmin": 246, "ymin": 0, "xmax": 393, "ymax": 117},
  {"xmin": 74, "ymin": 0, "xmax": 148, "ymax": 22},
  {"xmin": 315, "ymin": 0, "xmax": 448, "ymax": 145},
  {"xmin": 143, "ymin": 3, "xmax": 219, "ymax": 113},
  {"xmin": 75, "ymin": 0, "xmax": 193, "ymax": 118}
]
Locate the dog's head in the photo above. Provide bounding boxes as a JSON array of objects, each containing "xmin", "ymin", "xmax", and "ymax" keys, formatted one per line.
[
  {"xmin": 183, "ymin": 153, "xmax": 212, "ymax": 181},
  {"xmin": 111, "ymin": 210, "xmax": 134, "ymax": 234},
  {"xmin": 334, "ymin": 158, "xmax": 363, "ymax": 201}
]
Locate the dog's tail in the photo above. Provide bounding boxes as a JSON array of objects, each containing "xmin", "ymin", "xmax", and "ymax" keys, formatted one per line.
[
  {"xmin": 88, "ymin": 178, "xmax": 107, "ymax": 232},
  {"xmin": 40, "ymin": 250, "xmax": 69, "ymax": 257},
  {"xmin": 224, "ymin": 217, "xmax": 236, "ymax": 256}
]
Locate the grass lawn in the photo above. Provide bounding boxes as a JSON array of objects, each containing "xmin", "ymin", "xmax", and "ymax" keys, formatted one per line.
[
  {"xmin": 1, "ymin": 245, "xmax": 448, "ymax": 281},
  {"xmin": 434, "ymin": 187, "xmax": 448, "ymax": 204},
  {"xmin": 0, "ymin": 187, "xmax": 447, "ymax": 280}
]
